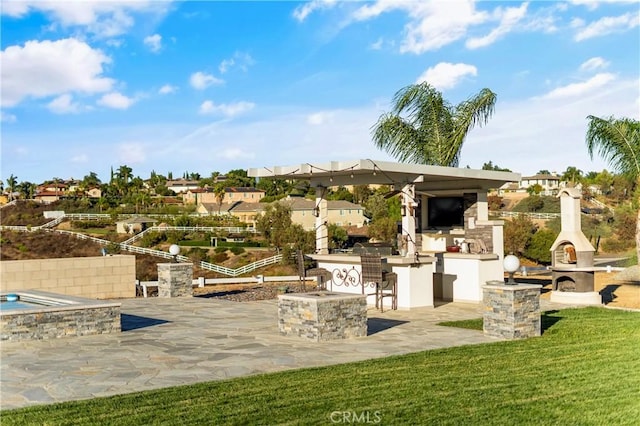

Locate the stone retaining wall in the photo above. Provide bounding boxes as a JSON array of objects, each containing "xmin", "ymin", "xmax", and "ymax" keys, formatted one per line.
[
  {"xmin": 1, "ymin": 304, "xmax": 121, "ymax": 342},
  {"xmin": 278, "ymin": 292, "xmax": 367, "ymax": 341}
]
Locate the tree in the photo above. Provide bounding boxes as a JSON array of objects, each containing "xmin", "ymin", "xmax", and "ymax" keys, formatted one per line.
[
  {"xmin": 526, "ymin": 184, "xmax": 543, "ymax": 196},
  {"xmin": 6, "ymin": 174, "xmax": 18, "ymax": 200},
  {"xmin": 256, "ymin": 203, "xmax": 293, "ymax": 251},
  {"xmin": 585, "ymin": 115, "xmax": 640, "ymax": 263},
  {"xmin": 372, "ymin": 82, "xmax": 496, "ymax": 167},
  {"xmin": 504, "ymin": 215, "xmax": 537, "ymax": 256},
  {"xmin": 213, "ymin": 183, "xmax": 226, "ymax": 214},
  {"xmin": 482, "ymin": 161, "xmax": 511, "ymax": 172},
  {"xmin": 562, "ymin": 166, "xmax": 583, "ymax": 186}
]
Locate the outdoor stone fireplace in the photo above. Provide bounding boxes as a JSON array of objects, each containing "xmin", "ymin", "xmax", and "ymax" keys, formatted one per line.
[{"xmin": 549, "ymin": 188, "xmax": 600, "ymax": 304}]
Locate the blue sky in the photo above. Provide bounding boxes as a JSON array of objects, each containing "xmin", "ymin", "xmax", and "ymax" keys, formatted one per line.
[{"xmin": 1, "ymin": 0, "xmax": 639, "ymax": 184}]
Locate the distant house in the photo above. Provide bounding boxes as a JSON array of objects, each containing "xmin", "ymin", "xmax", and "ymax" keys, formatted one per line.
[
  {"xmin": 166, "ymin": 179, "xmax": 200, "ymax": 194},
  {"xmin": 86, "ymin": 187, "xmax": 102, "ymax": 198},
  {"xmin": 227, "ymin": 202, "xmax": 264, "ymax": 226},
  {"xmin": 196, "ymin": 202, "xmax": 240, "ymax": 216},
  {"xmin": 183, "ymin": 188, "xmax": 210, "ymax": 205},
  {"xmin": 222, "ymin": 187, "xmax": 265, "ymax": 203},
  {"xmin": 116, "ymin": 217, "xmax": 157, "ymax": 234},
  {"xmin": 197, "ymin": 197, "xmax": 366, "ymax": 230},
  {"xmin": 519, "ymin": 174, "xmax": 562, "ymax": 195},
  {"xmin": 283, "ymin": 197, "xmax": 366, "ymax": 230},
  {"xmin": 185, "ymin": 187, "xmax": 266, "ymax": 205}
]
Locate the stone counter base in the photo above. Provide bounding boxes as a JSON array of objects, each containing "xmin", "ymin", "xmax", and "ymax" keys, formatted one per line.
[{"xmin": 278, "ymin": 292, "xmax": 367, "ymax": 341}]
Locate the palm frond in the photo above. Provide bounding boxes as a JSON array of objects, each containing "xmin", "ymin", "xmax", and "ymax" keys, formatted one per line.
[{"xmin": 586, "ymin": 115, "xmax": 640, "ymax": 181}]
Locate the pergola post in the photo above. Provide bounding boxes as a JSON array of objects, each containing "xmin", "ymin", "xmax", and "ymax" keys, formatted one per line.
[
  {"xmin": 315, "ymin": 186, "xmax": 329, "ymax": 254},
  {"xmin": 401, "ymin": 184, "xmax": 418, "ymax": 256}
]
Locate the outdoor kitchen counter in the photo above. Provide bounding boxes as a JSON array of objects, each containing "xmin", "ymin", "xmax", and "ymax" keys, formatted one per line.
[
  {"xmin": 308, "ymin": 254, "xmax": 437, "ymax": 309},
  {"xmin": 433, "ymin": 252, "xmax": 502, "ymax": 303}
]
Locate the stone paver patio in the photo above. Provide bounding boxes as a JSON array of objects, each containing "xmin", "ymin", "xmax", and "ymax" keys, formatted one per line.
[{"xmin": 1, "ymin": 297, "xmax": 565, "ymax": 410}]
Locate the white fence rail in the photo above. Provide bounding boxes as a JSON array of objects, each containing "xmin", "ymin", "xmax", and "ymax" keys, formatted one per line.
[
  {"xmin": 122, "ymin": 225, "xmax": 257, "ymax": 245},
  {"xmin": 65, "ymin": 213, "xmax": 112, "ymax": 220},
  {"xmin": 490, "ymin": 211, "xmax": 561, "ymax": 219}
]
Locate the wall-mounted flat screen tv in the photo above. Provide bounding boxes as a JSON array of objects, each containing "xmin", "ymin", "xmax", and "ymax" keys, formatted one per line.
[{"xmin": 428, "ymin": 197, "xmax": 464, "ymax": 228}]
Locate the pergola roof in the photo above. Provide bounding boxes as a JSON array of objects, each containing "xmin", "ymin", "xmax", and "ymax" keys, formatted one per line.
[{"xmin": 248, "ymin": 159, "xmax": 520, "ymax": 195}]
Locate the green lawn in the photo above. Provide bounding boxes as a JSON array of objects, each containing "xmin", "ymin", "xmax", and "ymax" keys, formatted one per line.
[{"xmin": 3, "ymin": 307, "xmax": 640, "ymax": 425}]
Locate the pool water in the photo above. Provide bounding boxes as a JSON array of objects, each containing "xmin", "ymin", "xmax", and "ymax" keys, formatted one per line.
[{"xmin": 0, "ymin": 300, "xmax": 41, "ymax": 310}]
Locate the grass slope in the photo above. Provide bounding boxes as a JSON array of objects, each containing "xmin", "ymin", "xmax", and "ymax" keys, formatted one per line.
[{"xmin": 3, "ymin": 307, "xmax": 640, "ymax": 425}]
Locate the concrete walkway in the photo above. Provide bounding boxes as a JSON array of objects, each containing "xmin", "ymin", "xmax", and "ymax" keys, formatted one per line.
[{"xmin": 1, "ymin": 298, "xmax": 562, "ymax": 410}]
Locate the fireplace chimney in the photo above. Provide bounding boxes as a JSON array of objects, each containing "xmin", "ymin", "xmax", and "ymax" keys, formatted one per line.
[{"xmin": 549, "ymin": 188, "xmax": 595, "ymax": 268}]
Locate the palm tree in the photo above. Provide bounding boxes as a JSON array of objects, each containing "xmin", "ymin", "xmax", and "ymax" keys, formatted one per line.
[
  {"xmin": 372, "ymin": 82, "xmax": 497, "ymax": 167},
  {"xmin": 6, "ymin": 174, "xmax": 18, "ymax": 201},
  {"xmin": 585, "ymin": 115, "xmax": 640, "ymax": 264},
  {"xmin": 213, "ymin": 183, "xmax": 226, "ymax": 214}
]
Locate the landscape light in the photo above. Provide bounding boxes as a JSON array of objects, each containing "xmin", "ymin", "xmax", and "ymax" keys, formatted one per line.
[
  {"xmin": 503, "ymin": 255, "xmax": 520, "ymax": 285},
  {"xmin": 169, "ymin": 244, "xmax": 180, "ymax": 262}
]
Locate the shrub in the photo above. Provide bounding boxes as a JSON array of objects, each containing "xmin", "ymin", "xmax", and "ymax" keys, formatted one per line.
[
  {"xmin": 504, "ymin": 215, "xmax": 536, "ymax": 256},
  {"xmin": 211, "ymin": 252, "xmax": 229, "ymax": 263},
  {"xmin": 214, "ymin": 246, "xmax": 228, "ymax": 254},
  {"xmin": 229, "ymin": 246, "xmax": 245, "ymax": 255},
  {"xmin": 524, "ymin": 229, "xmax": 556, "ymax": 264}
]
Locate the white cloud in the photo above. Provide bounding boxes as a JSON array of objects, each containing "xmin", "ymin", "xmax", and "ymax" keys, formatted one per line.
[
  {"xmin": 466, "ymin": 2, "xmax": 528, "ymax": 49},
  {"xmin": 307, "ymin": 111, "xmax": 334, "ymax": 125},
  {"xmin": 351, "ymin": 1, "xmax": 488, "ymax": 54},
  {"xmin": 117, "ymin": 142, "xmax": 146, "ymax": 164},
  {"xmin": 463, "ymin": 77, "xmax": 638, "ymax": 175},
  {"xmin": 97, "ymin": 92, "xmax": 135, "ymax": 109},
  {"xmin": 159, "ymin": 84, "xmax": 177, "ymax": 95},
  {"xmin": 536, "ymin": 73, "xmax": 616, "ymax": 100},
  {"xmin": 0, "ymin": 1, "xmax": 172, "ymax": 39},
  {"xmin": 219, "ymin": 148, "xmax": 255, "ymax": 161},
  {"xmin": 199, "ymin": 100, "xmax": 255, "ymax": 117},
  {"xmin": 569, "ymin": 0, "xmax": 639, "ymax": 10},
  {"xmin": 144, "ymin": 34, "xmax": 162, "ymax": 53},
  {"xmin": 1, "ymin": 111, "xmax": 17, "ymax": 123},
  {"xmin": 0, "ymin": 38, "xmax": 113, "ymax": 107},
  {"xmin": 370, "ymin": 37, "xmax": 383, "ymax": 50},
  {"xmin": 190, "ymin": 71, "xmax": 224, "ymax": 90},
  {"xmin": 219, "ymin": 58, "xmax": 234, "ymax": 74},
  {"xmin": 415, "ymin": 62, "xmax": 478, "ymax": 90},
  {"xmin": 579, "ymin": 57, "xmax": 610, "ymax": 72},
  {"xmin": 574, "ymin": 12, "xmax": 640, "ymax": 41},
  {"xmin": 219, "ymin": 51, "xmax": 254, "ymax": 74},
  {"xmin": 293, "ymin": 0, "xmax": 338, "ymax": 22},
  {"xmin": 47, "ymin": 94, "xmax": 81, "ymax": 114},
  {"xmin": 71, "ymin": 154, "xmax": 89, "ymax": 163}
]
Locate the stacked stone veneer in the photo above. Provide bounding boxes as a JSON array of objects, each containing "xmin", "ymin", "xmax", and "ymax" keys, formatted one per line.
[
  {"xmin": 463, "ymin": 193, "xmax": 494, "ymax": 253},
  {"xmin": 1, "ymin": 304, "xmax": 121, "ymax": 342},
  {"xmin": 483, "ymin": 282, "xmax": 542, "ymax": 339},
  {"xmin": 0, "ymin": 255, "xmax": 135, "ymax": 299},
  {"xmin": 278, "ymin": 292, "xmax": 367, "ymax": 341},
  {"xmin": 157, "ymin": 263, "xmax": 193, "ymax": 297}
]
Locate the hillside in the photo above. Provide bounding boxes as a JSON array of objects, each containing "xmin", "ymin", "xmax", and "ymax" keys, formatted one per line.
[{"xmin": 0, "ymin": 201, "xmax": 295, "ymax": 281}]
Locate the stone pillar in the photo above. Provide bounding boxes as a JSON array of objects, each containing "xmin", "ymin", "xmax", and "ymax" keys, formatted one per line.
[
  {"xmin": 483, "ymin": 282, "xmax": 542, "ymax": 339},
  {"xmin": 157, "ymin": 263, "xmax": 193, "ymax": 297}
]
